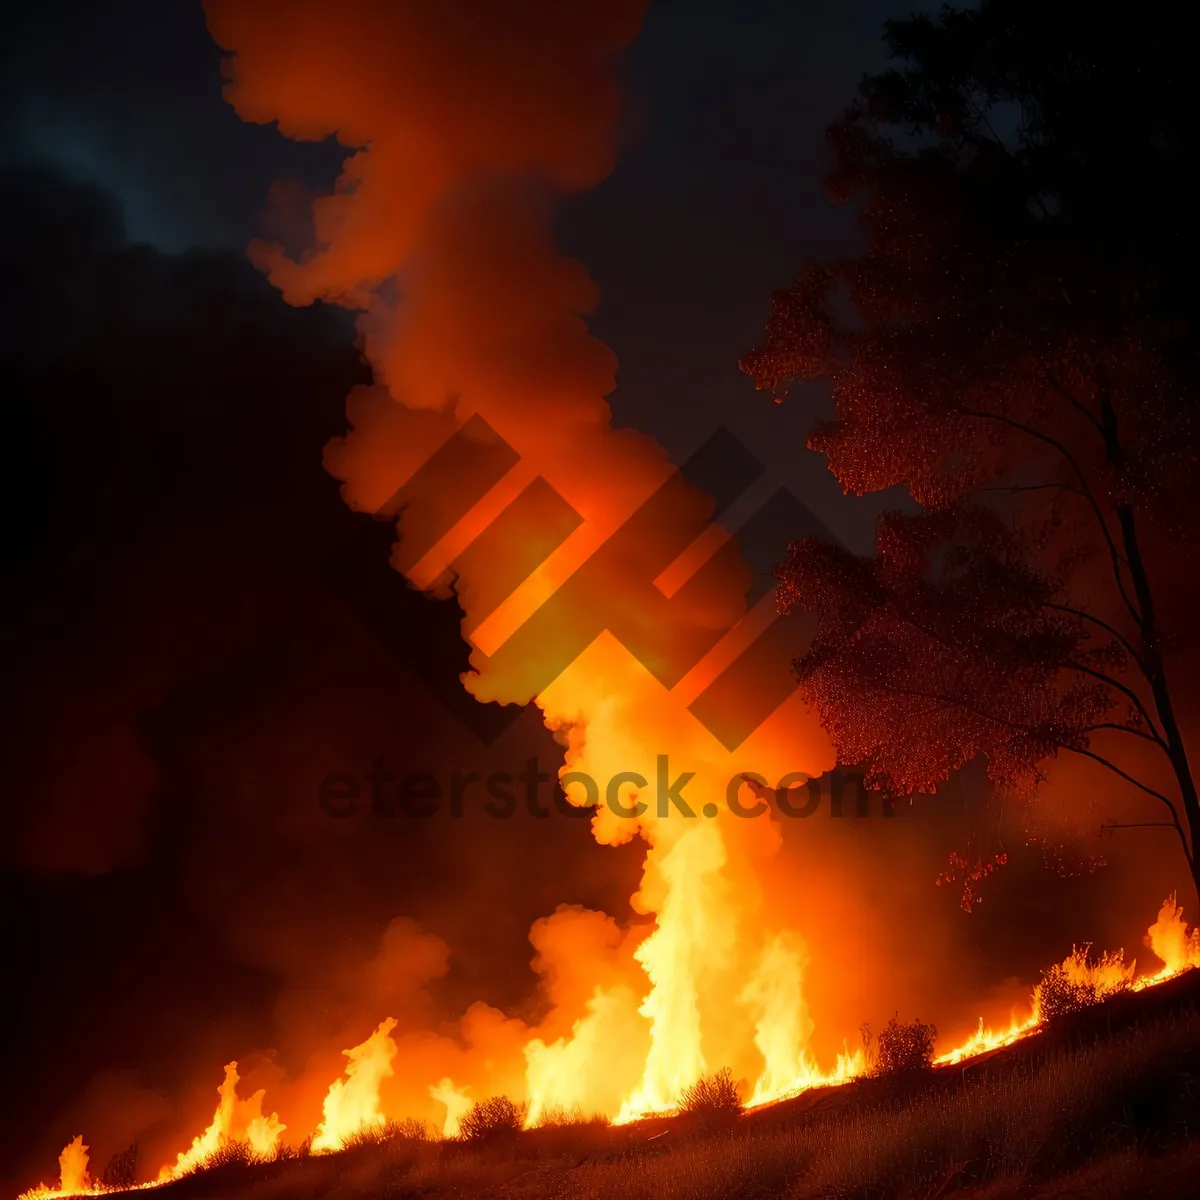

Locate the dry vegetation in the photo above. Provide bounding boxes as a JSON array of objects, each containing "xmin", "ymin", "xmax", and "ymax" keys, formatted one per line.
[
  {"xmin": 678, "ymin": 1068, "xmax": 744, "ymax": 1122},
  {"xmin": 866, "ymin": 1015, "xmax": 938, "ymax": 1078},
  {"xmin": 459, "ymin": 1098, "xmax": 526, "ymax": 1144},
  {"xmin": 132, "ymin": 977, "xmax": 1200, "ymax": 1200}
]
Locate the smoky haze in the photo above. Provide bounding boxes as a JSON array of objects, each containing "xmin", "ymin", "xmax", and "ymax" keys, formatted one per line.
[{"xmin": 1, "ymin": 1, "xmax": 1190, "ymax": 1191}]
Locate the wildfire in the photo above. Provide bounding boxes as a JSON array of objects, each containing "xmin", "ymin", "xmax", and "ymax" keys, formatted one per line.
[
  {"xmin": 159, "ymin": 1063, "xmax": 284, "ymax": 1179},
  {"xmin": 56, "ymin": 1141, "xmax": 89, "ymax": 1197},
  {"xmin": 310, "ymin": 1019, "xmax": 399, "ymax": 1153},
  {"xmin": 934, "ymin": 894, "xmax": 1198, "ymax": 1067},
  {"xmin": 18, "ymin": 5, "xmax": 1200, "ymax": 1198},
  {"xmin": 19, "ymin": 893, "xmax": 1199, "ymax": 1198},
  {"xmin": 428, "ymin": 1080, "xmax": 471, "ymax": 1139}
]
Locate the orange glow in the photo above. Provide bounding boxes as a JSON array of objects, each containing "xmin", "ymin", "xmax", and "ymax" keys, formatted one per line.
[
  {"xmin": 935, "ymin": 900, "xmax": 1200, "ymax": 1067},
  {"xmin": 160, "ymin": 1062, "xmax": 284, "ymax": 1178},
  {"xmin": 17, "ymin": 900, "xmax": 1199, "ymax": 1190},
  {"xmin": 429, "ymin": 1079, "xmax": 472, "ymax": 1138},
  {"xmin": 56, "ymin": 1139, "xmax": 89, "ymax": 1196},
  {"xmin": 20, "ymin": 6, "xmax": 1200, "ymax": 1196},
  {"xmin": 310, "ymin": 1020, "xmax": 399, "ymax": 1152}
]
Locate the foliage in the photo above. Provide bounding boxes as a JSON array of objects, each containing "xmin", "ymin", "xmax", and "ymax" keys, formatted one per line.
[
  {"xmin": 1035, "ymin": 949, "xmax": 1134, "ymax": 1023},
  {"xmin": 271, "ymin": 1137, "xmax": 312, "ymax": 1163},
  {"xmin": 677, "ymin": 1067, "xmax": 743, "ymax": 1119},
  {"xmin": 343, "ymin": 1118, "xmax": 434, "ymax": 1150},
  {"xmin": 741, "ymin": 0, "xmax": 1200, "ymax": 903},
  {"xmin": 532, "ymin": 1105, "xmax": 609, "ymax": 1129},
  {"xmin": 458, "ymin": 1096, "xmax": 526, "ymax": 1143},
  {"xmin": 867, "ymin": 1016, "xmax": 938, "ymax": 1078}
]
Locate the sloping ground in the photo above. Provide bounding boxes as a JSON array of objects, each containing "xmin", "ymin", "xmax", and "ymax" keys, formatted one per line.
[{"xmin": 113, "ymin": 969, "xmax": 1200, "ymax": 1199}]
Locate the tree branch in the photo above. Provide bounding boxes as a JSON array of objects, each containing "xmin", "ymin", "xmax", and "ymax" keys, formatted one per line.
[
  {"xmin": 1060, "ymin": 744, "xmax": 1193, "ymax": 867},
  {"xmin": 961, "ymin": 407, "xmax": 1143, "ymax": 626},
  {"xmin": 1083, "ymin": 722, "xmax": 1164, "ymax": 745},
  {"xmin": 877, "ymin": 683, "xmax": 1188, "ymax": 861},
  {"xmin": 1043, "ymin": 602, "xmax": 1147, "ymax": 673},
  {"xmin": 1065, "ymin": 659, "xmax": 1167, "ymax": 747}
]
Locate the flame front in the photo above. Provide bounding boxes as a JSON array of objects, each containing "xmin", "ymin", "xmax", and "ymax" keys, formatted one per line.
[
  {"xmin": 310, "ymin": 1019, "xmax": 399, "ymax": 1152},
  {"xmin": 160, "ymin": 1062, "xmax": 284, "ymax": 1179},
  {"xmin": 18, "ymin": 898, "xmax": 1200, "ymax": 1191},
  {"xmin": 429, "ymin": 1079, "xmax": 472, "ymax": 1139},
  {"xmin": 57, "ymin": 1140, "xmax": 89, "ymax": 1197}
]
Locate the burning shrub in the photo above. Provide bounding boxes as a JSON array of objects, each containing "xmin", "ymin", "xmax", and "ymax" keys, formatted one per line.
[
  {"xmin": 458, "ymin": 1096, "xmax": 526, "ymax": 1143},
  {"xmin": 390, "ymin": 1117, "xmax": 435, "ymax": 1142},
  {"xmin": 100, "ymin": 1141, "xmax": 138, "ymax": 1190},
  {"xmin": 271, "ymin": 1136, "xmax": 312, "ymax": 1163},
  {"xmin": 197, "ymin": 1139, "xmax": 258, "ymax": 1172},
  {"xmin": 678, "ymin": 1068, "xmax": 744, "ymax": 1120},
  {"xmin": 343, "ymin": 1118, "xmax": 434, "ymax": 1151},
  {"xmin": 868, "ymin": 1016, "xmax": 938, "ymax": 1078},
  {"xmin": 1035, "ymin": 947, "xmax": 1134, "ymax": 1024},
  {"xmin": 532, "ymin": 1105, "xmax": 609, "ymax": 1129}
]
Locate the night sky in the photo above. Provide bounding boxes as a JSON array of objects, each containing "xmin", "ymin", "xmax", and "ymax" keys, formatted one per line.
[
  {"xmin": 2, "ymin": 3, "xmax": 1180, "ymax": 1192},
  {"xmin": 4, "ymin": 0, "xmax": 908, "ymax": 548}
]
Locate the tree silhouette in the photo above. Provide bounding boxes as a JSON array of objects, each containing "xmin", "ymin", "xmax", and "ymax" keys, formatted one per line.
[{"xmin": 742, "ymin": 0, "xmax": 1200, "ymax": 905}]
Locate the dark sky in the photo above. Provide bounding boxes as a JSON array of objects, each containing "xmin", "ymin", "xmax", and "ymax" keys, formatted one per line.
[{"xmin": 4, "ymin": 0, "xmax": 908, "ymax": 549}]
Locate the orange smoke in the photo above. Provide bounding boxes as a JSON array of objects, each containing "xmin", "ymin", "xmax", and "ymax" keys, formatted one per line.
[
  {"xmin": 20, "ymin": 4, "xmax": 1200, "ymax": 1196},
  {"xmin": 198, "ymin": 0, "xmax": 839, "ymax": 1129}
]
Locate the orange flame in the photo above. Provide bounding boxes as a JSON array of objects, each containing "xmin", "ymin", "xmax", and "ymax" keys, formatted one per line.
[
  {"xmin": 429, "ymin": 1078, "xmax": 472, "ymax": 1138},
  {"xmin": 160, "ymin": 1062, "xmax": 284, "ymax": 1178},
  {"xmin": 935, "ymin": 898, "xmax": 1200, "ymax": 1066},
  {"xmin": 18, "ymin": 4, "xmax": 1200, "ymax": 1193},
  {"xmin": 19, "ymin": 896, "xmax": 1200, "ymax": 1194},
  {"xmin": 310, "ymin": 1019, "xmax": 399, "ymax": 1152},
  {"xmin": 57, "ymin": 1139, "xmax": 89, "ymax": 1195}
]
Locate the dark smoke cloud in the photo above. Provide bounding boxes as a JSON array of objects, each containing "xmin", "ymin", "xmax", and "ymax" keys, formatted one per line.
[{"xmin": 0, "ymin": 166, "xmax": 640, "ymax": 1192}]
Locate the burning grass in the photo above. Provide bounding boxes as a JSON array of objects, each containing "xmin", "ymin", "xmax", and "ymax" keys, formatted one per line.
[
  {"xmin": 22, "ymin": 899, "xmax": 1200, "ymax": 1200},
  {"xmin": 55, "ymin": 975, "xmax": 1200, "ymax": 1200},
  {"xmin": 458, "ymin": 1098, "xmax": 527, "ymax": 1144}
]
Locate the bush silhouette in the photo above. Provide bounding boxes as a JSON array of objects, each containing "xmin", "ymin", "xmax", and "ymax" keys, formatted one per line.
[
  {"xmin": 678, "ymin": 1068, "xmax": 743, "ymax": 1119},
  {"xmin": 868, "ymin": 1016, "xmax": 937, "ymax": 1077},
  {"xmin": 343, "ymin": 1118, "xmax": 433, "ymax": 1150},
  {"xmin": 458, "ymin": 1096, "xmax": 525, "ymax": 1142},
  {"xmin": 532, "ymin": 1105, "xmax": 609, "ymax": 1128},
  {"xmin": 198, "ymin": 1139, "xmax": 257, "ymax": 1171}
]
